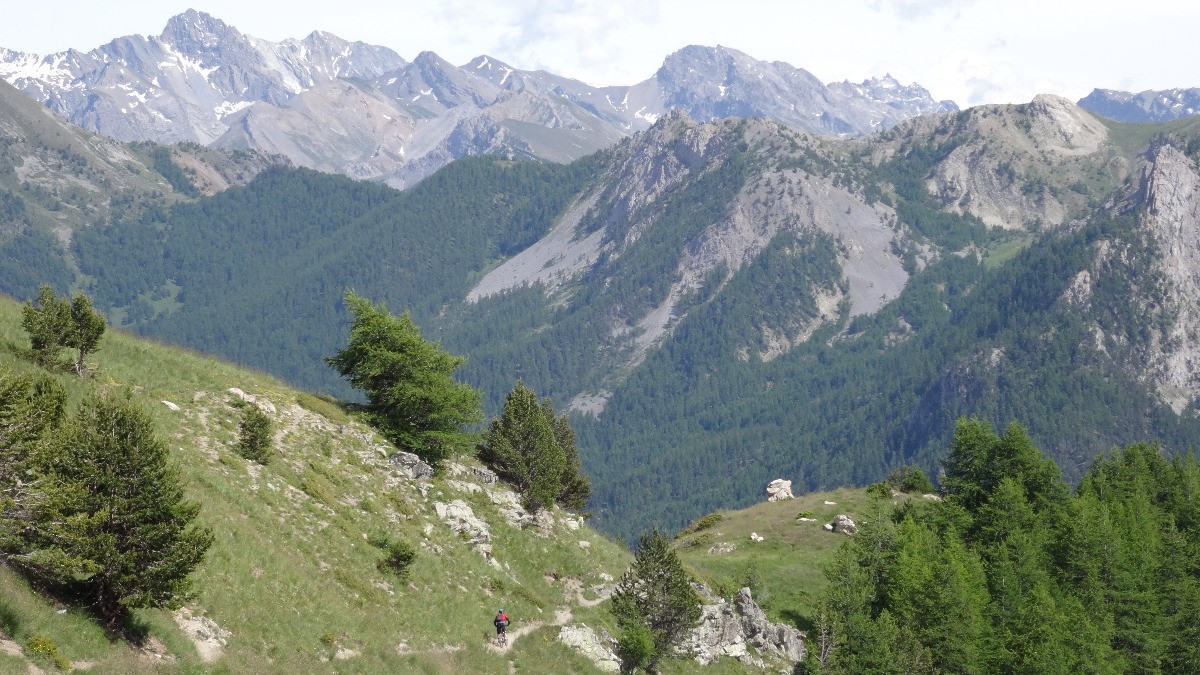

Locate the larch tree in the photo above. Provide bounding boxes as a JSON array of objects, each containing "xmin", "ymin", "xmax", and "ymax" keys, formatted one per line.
[{"xmin": 326, "ymin": 291, "xmax": 481, "ymax": 468}]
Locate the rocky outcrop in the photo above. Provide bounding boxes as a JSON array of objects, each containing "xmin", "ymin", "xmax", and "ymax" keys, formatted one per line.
[
  {"xmin": 830, "ymin": 515, "xmax": 857, "ymax": 535},
  {"xmin": 1063, "ymin": 142, "xmax": 1200, "ymax": 415},
  {"xmin": 390, "ymin": 451, "xmax": 434, "ymax": 480},
  {"xmin": 174, "ymin": 607, "xmax": 231, "ymax": 663},
  {"xmin": 227, "ymin": 387, "xmax": 276, "ymax": 414},
  {"xmin": 682, "ymin": 587, "xmax": 805, "ymax": 667},
  {"xmin": 1136, "ymin": 144, "xmax": 1200, "ymax": 414},
  {"xmin": 766, "ymin": 479, "xmax": 794, "ymax": 501},
  {"xmin": 882, "ymin": 95, "xmax": 1116, "ymax": 232},
  {"xmin": 434, "ymin": 500, "xmax": 490, "ymax": 548},
  {"xmin": 558, "ymin": 625, "xmax": 621, "ymax": 673}
]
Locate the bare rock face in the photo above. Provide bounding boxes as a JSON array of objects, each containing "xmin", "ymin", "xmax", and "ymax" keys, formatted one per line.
[
  {"xmin": 766, "ymin": 478, "xmax": 794, "ymax": 501},
  {"xmin": 1063, "ymin": 142, "xmax": 1200, "ymax": 415},
  {"xmin": 1137, "ymin": 144, "xmax": 1200, "ymax": 413},
  {"xmin": 735, "ymin": 588, "xmax": 806, "ymax": 662},
  {"xmin": 1025, "ymin": 94, "xmax": 1108, "ymax": 157},
  {"xmin": 682, "ymin": 587, "xmax": 805, "ymax": 667}
]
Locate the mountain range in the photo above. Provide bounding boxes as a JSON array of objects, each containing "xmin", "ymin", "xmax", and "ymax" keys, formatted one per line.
[
  {"xmin": 4, "ymin": 57, "xmax": 1199, "ymax": 539},
  {"xmin": 0, "ymin": 9, "xmax": 956, "ymax": 187},
  {"xmin": 2, "ymin": 12, "xmax": 1200, "ymax": 540},
  {"xmin": 1078, "ymin": 87, "xmax": 1200, "ymax": 123}
]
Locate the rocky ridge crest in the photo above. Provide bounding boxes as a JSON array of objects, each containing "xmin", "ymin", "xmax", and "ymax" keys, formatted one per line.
[{"xmin": 2, "ymin": 15, "xmax": 954, "ymax": 188}]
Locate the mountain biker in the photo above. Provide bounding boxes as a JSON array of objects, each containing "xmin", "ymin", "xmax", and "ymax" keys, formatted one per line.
[{"xmin": 494, "ymin": 608, "xmax": 509, "ymax": 638}]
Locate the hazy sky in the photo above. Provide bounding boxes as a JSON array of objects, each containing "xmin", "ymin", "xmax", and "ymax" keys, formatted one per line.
[{"xmin": 3, "ymin": 1, "xmax": 1198, "ymax": 107}]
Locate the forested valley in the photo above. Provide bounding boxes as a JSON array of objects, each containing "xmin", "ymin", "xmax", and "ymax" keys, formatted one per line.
[{"xmin": 2, "ymin": 102, "xmax": 1199, "ymax": 543}]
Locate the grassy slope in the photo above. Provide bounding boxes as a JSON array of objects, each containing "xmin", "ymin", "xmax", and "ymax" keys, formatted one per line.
[
  {"xmin": 673, "ymin": 486, "xmax": 909, "ymax": 633},
  {"xmin": 0, "ymin": 296, "xmax": 631, "ymax": 674}
]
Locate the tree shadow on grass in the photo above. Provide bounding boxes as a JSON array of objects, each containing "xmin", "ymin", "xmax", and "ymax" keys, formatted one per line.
[
  {"xmin": 2, "ymin": 572, "xmax": 151, "ymax": 645},
  {"xmin": 779, "ymin": 608, "xmax": 815, "ymax": 634}
]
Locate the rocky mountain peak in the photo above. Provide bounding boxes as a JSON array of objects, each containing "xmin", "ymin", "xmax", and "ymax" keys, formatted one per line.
[
  {"xmin": 1025, "ymin": 94, "xmax": 1108, "ymax": 156},
  {"xmin": 2, "ymin": 12, "xmax": 961, "ymax": 187},
  {"xmin": 161, "ymin": 9, "xmax": 243, "ymax": 53},
  {"xmin": 466, "ymin": 55, "xmax": 523, "ymax": 89}
]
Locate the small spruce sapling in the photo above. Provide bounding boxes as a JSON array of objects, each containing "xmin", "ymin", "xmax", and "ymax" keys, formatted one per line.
[{"xmin": 236, "ymin": 405, "xmax": 273, "ymax": 464}]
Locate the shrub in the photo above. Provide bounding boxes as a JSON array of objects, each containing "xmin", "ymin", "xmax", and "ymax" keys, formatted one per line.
[
  {"xmin": 377, "ymin": 538, "xmax": 417, "ymax": 581},
  {"xmin": 26, "ymin": 635, "xmax": 71, "ymax": 671},
  {"xmin": 886, "ymin": 465, "xmax": 935, "ymax": 494},
  {"xmin": 867, "ymin": 482, "xmax": 892, "ymax": 499},
  {"xmin": 737, "ymin": 561, "xmax": 767, "ymax": 604},
  {"xmin": 678, "ymin": 512, "xmax": 723, "ymax": 537},
  {"xmin": 236, "ymin": 405, "xmax": 273, "ymax": 463},
  {"xmin": 616, "ymin": 622, "xmax": 654, "ymax": 673}
]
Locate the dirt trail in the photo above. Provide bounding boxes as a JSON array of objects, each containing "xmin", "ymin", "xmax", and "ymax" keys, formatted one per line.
[{"xmin": 489, "ymin": 607, "xmax": 573, "ymax": 653}]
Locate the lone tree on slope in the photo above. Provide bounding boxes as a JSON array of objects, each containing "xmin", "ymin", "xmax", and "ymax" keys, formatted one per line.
[
  {"xmin": 478, "ymin": 381, "xmax": 591, "ymax": 512},
  {"xmin": 610, "ymin": 529, "xmax": 701, "ymax": 670},
  {"xmin": 21, "ymin": 285, "xmax": 106, "ymax": 376},
  {"xmin": 2, "ymin": 393, "xmax": 213, "ymax": 627},
  {"xmin": 326, "ymin": 291, "xmax": 481, "ymax": 468}
]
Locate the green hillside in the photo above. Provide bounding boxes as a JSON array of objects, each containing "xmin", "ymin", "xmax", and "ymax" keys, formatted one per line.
[
  {"xmin": 4, "ymin": 98, "xmax": 1200, "ymax": 547},
  {"xmin": 674, "ymin": 422, "xmax": 1200, "ymax": 674},
  {"xmin": 0, "ymin": 296, "xmax": 631, "ymax": 674}
]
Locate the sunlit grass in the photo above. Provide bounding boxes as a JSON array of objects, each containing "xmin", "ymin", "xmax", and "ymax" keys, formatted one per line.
[{"xmin": 0, "ymin": 296, "xmax": 631, "ymax": 672}]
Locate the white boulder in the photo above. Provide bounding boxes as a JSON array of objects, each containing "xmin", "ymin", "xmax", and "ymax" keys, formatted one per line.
[{"xmin": 766, "ymin": 478, "xmax": 794, "ymax": 501}]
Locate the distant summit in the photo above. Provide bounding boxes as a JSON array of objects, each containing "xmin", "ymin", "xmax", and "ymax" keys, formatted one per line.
[
  {"xmin": 1078, "ymin": 87, "xmax": 1200, "ymax": 123},
  {"xmin": 1, "ymin": 12, "xmax": 957, "ymax": 187}
]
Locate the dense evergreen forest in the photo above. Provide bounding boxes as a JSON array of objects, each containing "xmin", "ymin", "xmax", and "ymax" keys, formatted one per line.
[
  {"xmin": 5, "ymin": 120, "xmax": 1198, "ymax": 543},
  {"xmin": 580, "ymin": 206, "xmax": 1200, "ymax": 540},
  {"xmin": 70, "ymin": 157, "xmax": 602, "ymax": 397},
  {"xmin": 807, "ymin": 419, "xmax": 1200, "ymax": 674}
]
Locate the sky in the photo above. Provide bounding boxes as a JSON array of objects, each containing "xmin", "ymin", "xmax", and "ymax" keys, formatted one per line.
[{"xmin": 2, "ymin": 0, "xmax": 1198, "ymax": 107}]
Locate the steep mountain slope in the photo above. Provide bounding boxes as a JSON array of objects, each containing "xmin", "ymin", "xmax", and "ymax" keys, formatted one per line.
[
  {"xmin": 1079, "ymin": 87, "xmax": 1200, "ymax": 122},
  {"xmin": 0, "ymin": 297, "xmax": 632, "ymax": 674},
  {"xmin": 3, "ymin": 90, "xmax": 1199, "ymax": 542},
  {"xmin": 0, "ymin": 78, "xmax": 277, "ymax": 299},
  {"xmin": 575, "ymin": 113, "xmax": 1200, "ymax": 538},
  {"xmin": 2, "ymin": 12, "xmax": 954, "ymax": 188}
]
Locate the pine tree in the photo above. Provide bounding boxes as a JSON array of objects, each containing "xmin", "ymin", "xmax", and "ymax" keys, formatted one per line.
[
  {"xmin": 327, "ymin": 291, "xmax": 481, "ymax": 467},
  {"xmin": 20, "ymin": 285, "xmax": 106, "ymax": 375},
  {"xmin": 6, "ymin": 393, "xmax": 213, "ymax": 626},
  {"xmin": 21, "ymin": 285, "xmax": 71, "ymax": 367},
  {"xmin": 478, "ymin": 382, "xmax": 590, "ymax": 511},
  {"xmin": 610, "ymin": 529, "xmax": 701, "ymax": 670},
  {"xmin": 0, "ymin": 370, "xmax": 67, "ymax": 551},
  {"xmin": 545, "ymin": 399, "xmax": 591, "ymax": 510},
  {"xmin": 66, "ymin": 293, "xmax": 106, "ymax": 376},
  {"xmin": 236, "ymin": 405, "xmax": 273, "ymax": 464}
]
